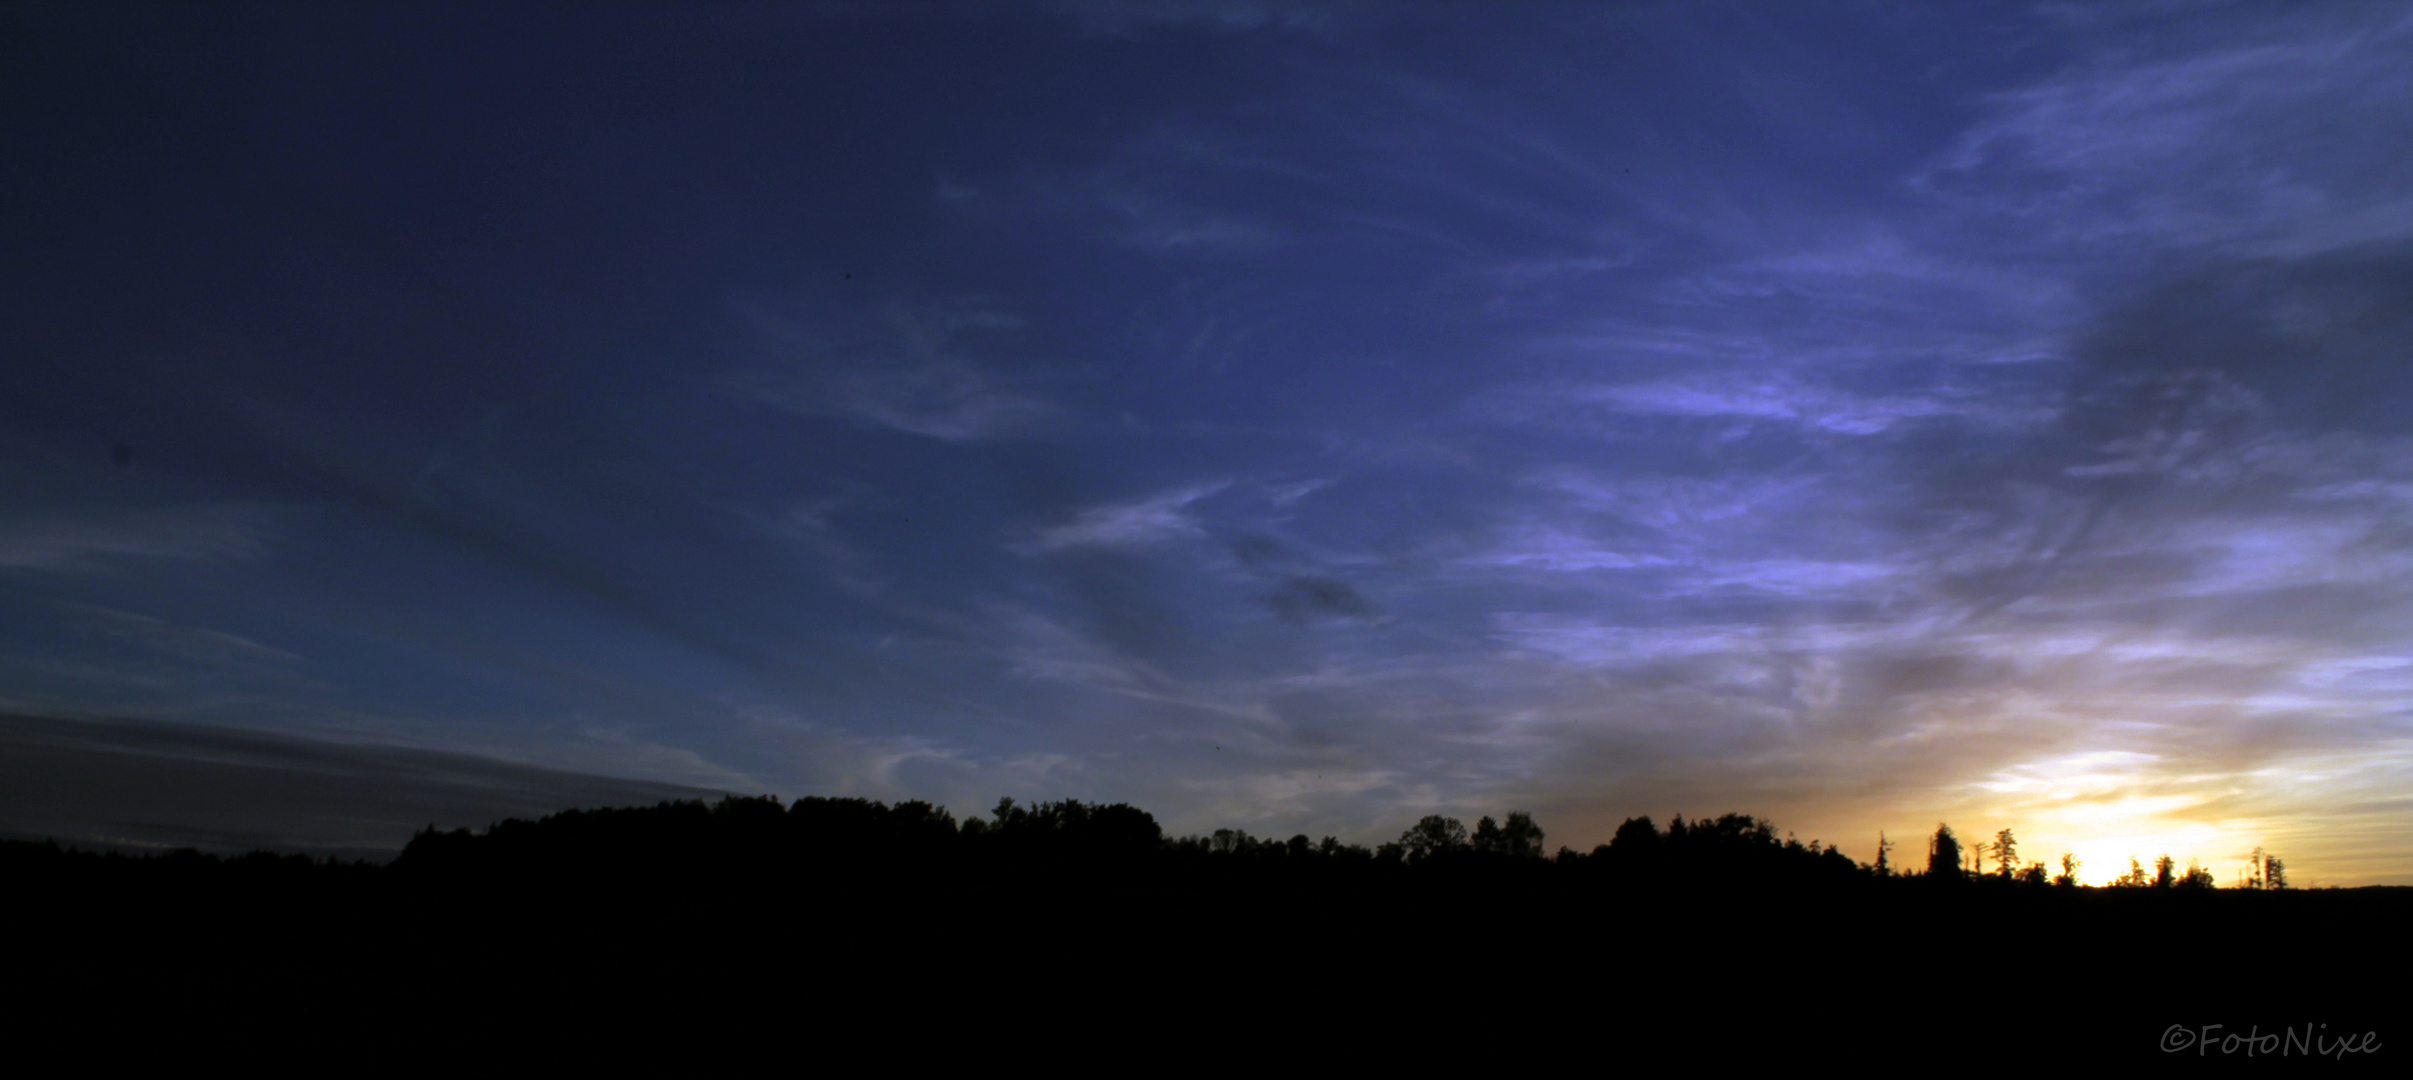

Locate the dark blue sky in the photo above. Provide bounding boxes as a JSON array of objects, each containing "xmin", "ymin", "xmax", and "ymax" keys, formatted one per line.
[{"xmin": 8, "ymin": 1, "xmax": 2413, "ymax": 882}]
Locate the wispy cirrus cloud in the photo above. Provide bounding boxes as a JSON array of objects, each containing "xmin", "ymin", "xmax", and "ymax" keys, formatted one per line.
[
  {"xmin": 1021, "ymin": 482, "xmax": 1229, "ymax": 552},
  {"xmin": 818, "ymin": 358, "xmax": 1061, "ymax": 442},
  {"xmin": 1564, "ymin": 377, "xmax": 1967, "ymax": 436},
  {"xmin": 1916, "ymin": 6, "xmax": 2413, "ymax": 256},
  {"xmin": 0, "ymin": 503, "xmax": 277, "ymax": 572},
  {"xmin": 738, "ymin": 300, "xmax": 1063, "ymax": 442},
  {"xmin": 58, "ymin": 603, "xmax": 302, "ymax": 664}
]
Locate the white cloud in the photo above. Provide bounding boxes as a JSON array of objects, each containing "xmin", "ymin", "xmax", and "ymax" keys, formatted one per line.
[
  {"xmin": 1476, "ymin": 526, "xmax": 1672, "ymax": 572},
  {"xmin": 1915, "ymin": 10, "xmax": 2413, "ymax": 255},
  {"xmin": 1524, "ymin": 468, "xmax": 1829, "ymax": 535},
  {"xmin": 1263, "ymin": 479, "xmax": 1328, "ymax": 508},
  {"xmin": 1024, "ymin": 482, "xmax": 1228, "ymax": 552},
  {"xmin": 824, "ymin": 359, "xmax": 1060, "ymax": 442},
  {"xmin": 1581, "ymin": 377, "xmax": 1959, "ymax": 435}
]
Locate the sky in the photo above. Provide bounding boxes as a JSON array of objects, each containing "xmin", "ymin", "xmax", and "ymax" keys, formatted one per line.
[{"xmin": 6, "ymin": 1, "xmax": 2413, "ymax": 883}]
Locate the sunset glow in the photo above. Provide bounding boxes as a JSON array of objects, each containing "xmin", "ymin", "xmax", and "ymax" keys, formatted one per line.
[{"xmin": 6, "ymin": 2, "xmax": 2412, "ymax": 885}]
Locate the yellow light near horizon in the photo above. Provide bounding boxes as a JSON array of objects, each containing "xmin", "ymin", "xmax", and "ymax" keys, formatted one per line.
[
  {"xmin": 1967, "ymin": 814, "xmax": 2264, "ymax": 885},
  {"xmin": 1948, "ymin": 754, "xmax": 2278, "ymax": 886}
]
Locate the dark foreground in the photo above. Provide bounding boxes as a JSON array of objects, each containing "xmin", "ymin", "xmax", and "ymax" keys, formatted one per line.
[{"xmin": 9, "ymin": 796, "xmax": 2401, "ymax": 1065}]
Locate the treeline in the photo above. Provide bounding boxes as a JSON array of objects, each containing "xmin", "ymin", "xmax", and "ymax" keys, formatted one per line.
[
  {"xmin": 11, "ymin": 794, "xmax": 2401, "ymax": 1061},
  {"xmin": 389, "ymin": 796, "xmax": 2308, "ymax": 896},
  {"xmin": 1914, "ymin": 821, "xmax": 2290, "ymax": 890},
  {"xmin": 2, "ymin": 794, "xmax": 2297, "ymax": 895},
  {"xmin": 391, "ymin": 798, "xmax": 1961, "ymax": 890},
  {"xmin": 369, "ymin": 797, "xmax": 1886, "ymax": 896}
]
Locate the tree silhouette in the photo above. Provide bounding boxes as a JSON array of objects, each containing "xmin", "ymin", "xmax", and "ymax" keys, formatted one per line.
[
  {"xmin": 1397, "ymin": 815, "xmax": 1468, "ymax": 863},
  {"xmin": 1926, "ymin": 823, "xmax": 1962, "ymax": 881},
  {"xmin": 10, "ymin": 780, "xmax": 2355, "ymax": 1014},
  {"xmin": 1499, "ymin": 810, "xmax": 1544, "ymax": 858},
  {"xmin": 2244, "ymin": 846, "xmax": 2291, "ymax": 890},
  {"xmin": 1991, "ymin": 829, "xmax": 2018, "ymax": 880},
  {"xmin": 1472, "ymin": 815, "xmax": 1505, "ymax": 854}
]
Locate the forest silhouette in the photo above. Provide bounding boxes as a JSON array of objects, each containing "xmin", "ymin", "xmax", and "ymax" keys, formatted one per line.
[
  {"xmin": 5, "ymin": 793, "xmax": 2301, "ymax": 898},
  {"xmin": 9, "ymin": 795, "xmax": 2402, "ymax": 1059}
]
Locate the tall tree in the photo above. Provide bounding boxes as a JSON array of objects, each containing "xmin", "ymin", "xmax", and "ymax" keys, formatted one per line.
[
  {"xmin": 1398, "ymin": 815, "xmax": 1469, "ymax": 863},
  {"xmin": 1501, "ymin": 811, "xmax": 1545, "ymax": 859},
  {"xmin": 1927, "ymin": 824, "xmax": 1963, "ymax": 880},
  {"xmin": 1991, "ymin": 829, "xmax": 2018, "ymax": 879},
  {"xmin": 1609, "ymin": 816, "xmax": 1661, "ymax": 853},
  {"xmin": 1472, "ymin": 816, "xmax": 1505, "ymax": 854}
]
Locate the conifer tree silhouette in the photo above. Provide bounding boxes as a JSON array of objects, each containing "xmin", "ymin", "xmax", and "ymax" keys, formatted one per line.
[{"xmin": 1927, "ymin": 823, "xmax": 1962, "ymax": 881}]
